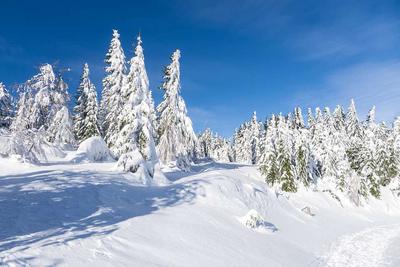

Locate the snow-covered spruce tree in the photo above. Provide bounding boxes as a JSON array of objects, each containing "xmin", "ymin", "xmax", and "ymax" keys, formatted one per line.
[
  {"xmin": 276, "ymin": 114, "xmax": 296, "ymax": 192},
  {"xmin": 393, "ymin": 117, "xmax": 400, "ymax": 164},
  {"xmin": 48, "ymin": 106, "xmax": 76, "ymax": 149},
  {"xmin": 291, "ymin": 107, "xmax": 314, "ymax": 187},
  {"xmin": 11, "ymin": 64, "xmax": 70, "ymax": 140},
  {"xmin": 198, "ymin": 128, "xmax": 213, "ymax": 158},
  {"xmin": 156, "ymin": 50, "xmax": 197, "ymax": 170},
  {"xmin": 114, "ymin": 35, "xmax": 158, "ymax": 178},
  {"xmin": 213, "ymin": 136, "xmax": 231, "ymax": 162},
  {"xmin": 392, "ymin": 117, "xmax": 400, "ymax": 193},
  {"xmin": 73, "ymin": 63, "xmax": 100, "ymax": 142},
  {"xmin": 344, "ymin": 99, "xmax": 368, "ymax": 199},
  {"xmin": 374, "ymin": 122, "xmax": 398, "ymax": 187},
  {"xmin": 356, "ymin": 106, "xmax": 380, "ymax": 197},
  {"xmin": 0, "ymin": 82, "xmax": 13, "ymax": 129},
  {"xmin": 198, "ymin": 129, "xmax": 231, "ymax": 162},
  {"xmin": 250, "ymin": 111, "xmax": 262, "ymax": 164},
  {"xmin": 333, "ymin": 105, "xmax": 346, "ymax": 132},
  {"xmin": 259, "ymin": 114, "xmax": 279, "ymax": 186},
  {"xmin": 322, "ymin": 107, "xmax": 358, "ymax": 202},
  {"xmin": 259, "ymin": 113, "xmax": 297, "ymax": 192},
  {"xmin": 308, "ymin": 107, "xmax": 325, "ymax": 180},
  {"xmin": 100, "ymin": 29, "xmax": 126, "ymax": 146},
  {"xmin": 8, "ymin": 64, "xmax": 70, "ymax": 160},
  {"xmin": 293, "ymin": 106, "xmax": 305, "ymax": 129},
  {"xmin": 12, "ymin": 64, "xmax": 69, "ymax": 131},
  {"xmin": 233, "ymin": 122, "xmax": 253, "ymax": 164}
]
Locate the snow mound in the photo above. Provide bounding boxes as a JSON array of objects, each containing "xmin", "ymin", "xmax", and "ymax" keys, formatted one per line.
[
  {"xmin": 71, "ymin": 136, "xmax": 113, "ymax": 162},
  {"xmin": 115, "ymin": 150, "xmax": 153, "ymax": 185},
  {"xmin": 239, "ymin": 209, "xmax": 278, "ymax": 233}
]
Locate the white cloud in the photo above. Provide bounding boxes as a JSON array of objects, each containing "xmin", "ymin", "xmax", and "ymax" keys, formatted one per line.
[{"xmin": 290, "ymin": 61, "xmax": 400, "ymax": 123}]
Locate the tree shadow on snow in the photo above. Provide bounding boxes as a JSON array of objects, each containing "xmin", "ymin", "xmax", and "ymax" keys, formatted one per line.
[{"xmin": 0, "ymin": 169, "xmax": 207, "ymax": 254}]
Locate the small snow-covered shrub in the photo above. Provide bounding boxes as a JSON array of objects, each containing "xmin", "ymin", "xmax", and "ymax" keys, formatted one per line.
[
  {"xmin": 76, "ymin": 136, "xmax": 112, "ymax": 162},
  {"xmin": 116, "ymin": 150, "xmax": 154, "ymax": 184},
  {"xmin": 239, "ymin": 210, "xmax": 278, "ymax": 233},
  {"xmin": 3, "ymin": 128, "xmax": 50, "ymax": 163},
  {"xmin": 240, "ymin": 209, "xmax": 265, "ymax": 229}
]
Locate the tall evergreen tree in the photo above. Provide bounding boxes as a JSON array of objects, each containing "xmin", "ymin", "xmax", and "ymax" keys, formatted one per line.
[
  {"xmin": 0, "ymin": 82, "xmax": 13, "ymax": 129},
  {"xmin": 114, "ymin": 35, "xmax": 158, "ymax": 174},
  {"xmin": 198, "ymin": 128, "xmax": 213, "ymax": 158},
  {"xmin": 156, "ymin": 50, "xmax": 197, "ymax": 170},
  {"xmin": 293, "ymin": 107, "xmax": 305, "ymax": 129},
  {"xmin": 259, "ymin": 114, "xmax": 279, "ymax": 186},
  {"xmin": 250, "ymin": 112, "xmax": 262, "ymax": 164},
  {"xmin": 100, "ymin": 29, "xmax": 126, "ymax": 146},
  {"xmin": 276, "ymin": 114, "xmax": 296, "ymax": 192},
  {"xmin": 12, "ymin": 64, "xmax": 69, "ymax": 132},
  {"xmin": 73, "ymin": 63, "xmax": 100, "ymax": 142}
]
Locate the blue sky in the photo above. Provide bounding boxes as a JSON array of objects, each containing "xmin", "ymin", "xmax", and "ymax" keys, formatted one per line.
[{"xmin": 1, "ymin": 0, "xmax": 400, "ymax": 136}]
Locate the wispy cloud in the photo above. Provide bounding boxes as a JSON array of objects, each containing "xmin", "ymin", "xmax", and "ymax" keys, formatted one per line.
[
  {"xmin": 290, "ymin": 61, "xmax": 400, "ymax": 122},
  {"xmin": 293, "ymin": 17, "xmax": 400, "ymax": 61}
]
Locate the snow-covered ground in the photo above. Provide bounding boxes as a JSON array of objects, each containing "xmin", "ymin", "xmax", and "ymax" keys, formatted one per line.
[{"xmin": 1, "ymin": 156, "xmax": 400, "ymax": 266}]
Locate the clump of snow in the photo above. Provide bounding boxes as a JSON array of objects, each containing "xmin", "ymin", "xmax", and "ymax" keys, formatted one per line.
[
  {"xmin": 239, "ymin": 209, "xmax": 277, "ymax": 233},
  {"xmin": 71, "ymin": 136, "xmax": 113, "ymax": 162}
]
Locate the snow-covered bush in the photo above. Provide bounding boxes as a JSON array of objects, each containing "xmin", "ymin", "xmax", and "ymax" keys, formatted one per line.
[
  {"xmin": 239, "ymin": 209, "xmax": 277, "ymax": 233},
  {"xmin": 5, "ymin": 128, "xmax": 49, "ymax": 163},
  {"xmin": 116, "ymin": 150, "xmax": 154, "ymax": 184},
  {"xmin": 76, "ymin": 136, "xmax": 112, "ymax": 162},
  {"xmin": 240, "ymin": 209, "xmax": 266, "ymax": 229}
]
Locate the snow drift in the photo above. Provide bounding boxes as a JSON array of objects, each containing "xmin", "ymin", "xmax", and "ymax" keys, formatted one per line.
[{"xmin": 68, "ymin": 136, "xmax": 113, "ymax": 162}]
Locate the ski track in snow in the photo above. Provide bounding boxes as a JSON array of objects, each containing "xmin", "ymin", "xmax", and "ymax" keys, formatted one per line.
[{"xmin": 323, "ymin": 224, "xmax": 400, "ymax": 267}]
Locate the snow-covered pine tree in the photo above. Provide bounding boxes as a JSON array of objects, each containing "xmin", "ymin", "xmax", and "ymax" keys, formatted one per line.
[
  {"xmin": 0, "ymin": 82, "xmax": 13, "ymax": 129},
  {"xmin": 293, "ymin": 107, "xmax": 305, "ymax": 129},
  {"xmin": 233, "ymin": 122, "xmax": 253, "ymax": 164},
  {"xmin": 276, "ymin": 114, "xmax": 296, "ymax": 192},
  {"xmin": 292, "ymin": 107, "xmax": 313, "ymax": 186},
  {"xmin": 333, "ymin": 105, "xmax": 346, "ymax": 132},
  {"xmin": 307, "ymin": 107, "xmax": 315, "ymax": 128},
  {"xmin": 374, "ymin": 122, "xmax": 398, "ymax": 188},
  {"xmin": 393, "ymin": 117, "xmax": 400, "ymax": 162},
  {"xmin": 11, "ymin": 64, "xmax": 69, "ymax": 132},
  {"xmin": 259, "ymin": 114, "xmax": 279, "ymax": 186},
  {"xmin": 356, "ymin": 106, "xmax": 380, "ymax": 197},
  {"xmin": 198, "ymin": 128, "xmax": 213, "ymax": 158},
  {"xmin": 309, "ymin": 107, "xmax": 325, "ymax": 180},
  {"xmin": 73, "ymin": 63, "xmax": 100, "ymax": 142},
  {"xmin": 100, "ymin": 29, "xmax": 126, "ymax": 146},
  {"xmin": 341, "ymin": 100, "xmax": 369, "ymax": 203},
  {"xmin": 156, "ymin": 50, "xmax": 197, "ymax": 170},
  {"xmin": 48, "ymin": 106, "xmax": 76, "ymax": 149},
  {"xmin": 250, "ymin": 111, "xmax": 262, "ymax": 164},
  {"xmin": 114, "ymin": 35, "xmax": 158, "ymax": 177}
]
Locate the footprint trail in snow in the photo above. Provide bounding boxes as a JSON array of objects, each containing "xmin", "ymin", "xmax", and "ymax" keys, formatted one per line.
[{"xmin": 324, "ymin": 224, "xmax": 400, "ymax": 267}]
